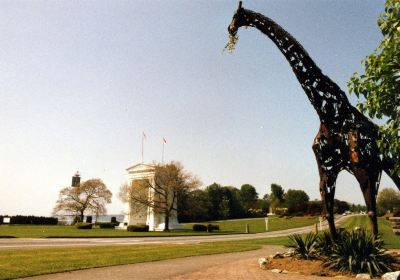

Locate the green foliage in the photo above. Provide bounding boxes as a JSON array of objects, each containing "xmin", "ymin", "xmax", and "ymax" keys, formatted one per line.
[
  {"xmin": 177, "ymin": 189, "xmax": 212, "ymax": 222},
  {"xmin": 192, "ymin": 224, "xmax": 208, "ymax": 231},
  {"xmin": 377, "ymin": 188, "xmax": 400, "ymax": 215},
  {"xmin": 239, "ymin": 184, "xmax": 259, "ymax": 210},
  {"xmin": 288, "ymin": 232, "xmax": 318, "ymax": 259},
  {"xmin": 333, "ymin": 199, "xmax": 350, "ymax": 214},
  {"xmin": 284, "ymin": 189, "xmax": 309, "ymax": 209},
  {"xmin": 348, "ymin": 0, "xmax": 400, "ymax": 175},
  {"xmin": 314, "ymin": 230, "xmax": 336, "ymax": 257},
  {"xmin": 349, "ymin": 203, "xmax": 367, "ymax": 213},
  {"xmin": 322, "ymin": 229, "xmax": 395, "ymax": 276},
  {"xmin": 127, "ymin": 224, "xmax": 149, "ymax": 232},
  {"xmin": 208, "ymin": 224, "xmax": 219, "ymax": 231},
  {"xmin": 97, "ymin": 222, "xmax": 118, "ymax": 229},
  {"xmin": 75, "ymin": 222, "xmax": 93, "ymax": 229},
  {"xmin": 270, "ymin": 183, "xmax": 285, "ymax": 209}
]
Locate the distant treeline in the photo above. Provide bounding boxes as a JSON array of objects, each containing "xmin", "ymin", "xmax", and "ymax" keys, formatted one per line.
[
  {"xmin": 177, "ymin": 182, "xmax": 366, "ymax": 223},
  {"xmin": 0, "ymin": 215, "xmax": 58, "ymax": 225}
]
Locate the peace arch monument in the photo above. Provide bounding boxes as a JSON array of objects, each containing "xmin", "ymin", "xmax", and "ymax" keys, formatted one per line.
[{"xmin": 120, "ymin": 163, "xmax": 180, "ymax": 231}]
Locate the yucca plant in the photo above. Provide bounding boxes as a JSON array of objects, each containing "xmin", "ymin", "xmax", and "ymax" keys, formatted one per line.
[
  {"xmin": 314, "ymin": 230, "xmax": 347, "ymax": 257},
  {"xmin": 322, "ymin": 228, "xmax": 395, "ymax": 276},
  {"xmin": 288, "ymin": 232, "xmax": 319, "ymax": 259}
]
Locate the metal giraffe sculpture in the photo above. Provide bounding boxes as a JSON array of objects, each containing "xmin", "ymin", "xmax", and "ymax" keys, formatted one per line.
[{"xmin": 228, "ymin": 2, "xmax": 400, "ymax": 239}]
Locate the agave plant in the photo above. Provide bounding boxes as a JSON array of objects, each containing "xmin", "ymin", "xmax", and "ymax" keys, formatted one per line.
[
  {"xmin": 314, "ymin": 230, "xmax": 347, "ymax": 257},
  {"xmin": 322, "ymin": 228, "xmax": 395, "ymax": 276},
  {"xmin": 288, "ymin": 232, "xmax": 319, "ymax": 259}
]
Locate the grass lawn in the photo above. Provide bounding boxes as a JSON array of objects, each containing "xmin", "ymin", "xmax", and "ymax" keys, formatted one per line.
[
  {"xmin": 0, "ymin": 216, "xmax": 398, "ymax": 279},
  {"xmin": 0, "ymin": 216, "xmax": 319, "ymax": 238},
  {"xmin": 184, "ymin": 215, "xmax": 319, "ymax": 233},
  {"xmin": 0, "ymin": 225, "xmax": 234, "ymax": 238},
  {"xmin": 0, "ymin": 237, "xmax": 288, "ymax": 280},
  {"xmin": 341, "ymin": 215, "xmax": 400, "ymax": 249}
]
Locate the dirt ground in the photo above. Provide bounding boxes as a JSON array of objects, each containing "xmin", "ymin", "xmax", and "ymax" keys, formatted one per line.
[
  {"xmin": 170, "ymin": 256, "xmax": 354, "ymax": 280},
  {"xmin": 26, "ymin": 245, "xmax": 350, "ymax": 280}
]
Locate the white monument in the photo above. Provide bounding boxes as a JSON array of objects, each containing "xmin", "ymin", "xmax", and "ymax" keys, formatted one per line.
[{"xmin": 120, "ymin": 163, "xmax": 181, "ymax": 231}]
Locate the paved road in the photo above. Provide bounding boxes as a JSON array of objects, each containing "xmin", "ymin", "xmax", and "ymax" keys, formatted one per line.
[{"xmin": 0, "ymin": 215, "xmax": 352, "ymax": 249}]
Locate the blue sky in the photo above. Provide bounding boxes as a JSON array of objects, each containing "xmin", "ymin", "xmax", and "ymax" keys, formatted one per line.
[{"xmin": 0, "ymin": 0, "xmax": 394, "ymax": 216}]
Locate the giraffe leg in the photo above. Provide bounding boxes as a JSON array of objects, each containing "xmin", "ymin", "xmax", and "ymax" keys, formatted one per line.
[
  {"xmin": 319, "ymin": 172, "xmax": 338, "ymax": 239},
  {"xmin": 356, "ymin": 169, "xmax": 380, "ymax": 239}
]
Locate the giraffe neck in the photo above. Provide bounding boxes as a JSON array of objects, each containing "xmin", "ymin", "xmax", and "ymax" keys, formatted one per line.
[{"xmin": 240, "ymin": 9, "xmax": 351, "ymax": 127}]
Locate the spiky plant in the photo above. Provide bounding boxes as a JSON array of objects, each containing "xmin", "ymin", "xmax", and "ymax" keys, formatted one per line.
[
  {"xmin": 322, "ymin": 228, "xmax": 395, "ymax": 276},
  {"xmin": 288, "ymin": 232, "xmax": 319, "ymax": 259}
]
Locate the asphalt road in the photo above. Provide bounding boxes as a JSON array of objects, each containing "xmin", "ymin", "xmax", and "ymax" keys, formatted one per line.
[{"xmin": 0, "ymin": 215, "xmax": 352, "ymax": 249}]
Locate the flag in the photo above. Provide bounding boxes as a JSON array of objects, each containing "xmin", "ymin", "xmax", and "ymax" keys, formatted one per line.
[
  {"xmin": 163, "ymin": 138, "xmax": 167, "ymax": 144},
  {"xmin": 142, "ymin": 132, "xmax": 147, "ymax": 139}
]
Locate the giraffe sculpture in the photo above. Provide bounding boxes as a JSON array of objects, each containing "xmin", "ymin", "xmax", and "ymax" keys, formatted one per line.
[{"xmin": 227, "ymin": 2, "xmax": 400, "ymax": 239}]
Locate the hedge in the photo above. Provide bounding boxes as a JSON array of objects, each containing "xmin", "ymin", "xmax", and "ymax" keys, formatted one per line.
[
  {"xmin": 0, "ymin": 215, "xmax": 58, "ymax": 225},
  {"xmin": 97, "ymin": 222, "xmax": 119, "ymax": 229},
  {"xmin": 192, "ymin": 224, "xmax": 207, "ymax": 231},
  {"xmin": 75, "ymin": 222, "xmax": 93, "ymax": 229},
  {"xmin": 127, "ymin": 224, "xmax": 149, "ymax": 232}
]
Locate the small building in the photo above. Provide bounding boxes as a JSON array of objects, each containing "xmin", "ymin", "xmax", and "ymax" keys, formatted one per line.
[{"xmin": 121, "ymin": 163, "xmax": 180, "ymax": 231}]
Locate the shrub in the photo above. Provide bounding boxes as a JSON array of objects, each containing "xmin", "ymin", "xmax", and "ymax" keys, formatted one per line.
[
  {"xmin": 322, "ymin": 228, "xmax": 395, "ymax": 276},
  {"xmin": 314, "ymin": 230, "xmax": 336, "ymax": 257},
  {"xmin": 192, "ymin": 224, "xmax": 208, "ymax": 231},
  {"xmin": 8, "ymin": 215, "xmax": 58, "ymax": 225},
  {"xmin": 208, "ymin": 224, "xmax": 219, "ymax": 231},
  {"xmin": 98, "ymin": 222, "xmax": 116, "ymax": 229},
  {"xmin": 288, "ymin": 232, "xmax": 318, "ymax": 260},
  {"xmin": 75, "ymin": 222, "xmax": 93, "ymax": 229},
  {"xmin": 306, "ymin": 201, "xmax": 323, "ymax": 216},
  {"xmin": 127, "ymin": 224, "xmax": 149, "ymax": 232}
]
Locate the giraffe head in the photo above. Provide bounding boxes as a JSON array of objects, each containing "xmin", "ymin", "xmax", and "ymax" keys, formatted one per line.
[{"xmin": 227, "ymin": 1, "xmax": 250, "ymax": 36}]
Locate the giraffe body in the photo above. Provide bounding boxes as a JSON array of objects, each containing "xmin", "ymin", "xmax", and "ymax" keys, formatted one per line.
[{"xmin": 228, "ymin": 3, "xmax": 399, "ymax": 238}]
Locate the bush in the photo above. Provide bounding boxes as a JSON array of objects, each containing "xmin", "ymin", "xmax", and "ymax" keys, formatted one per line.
[
  {"xmin": 127, "ymin": 224, "xmax": 149, "ymax": 232},
  {"xmin": 7, "ymin": 215, "xmax": 58, "ymax": 225},
  {"xmin": 306, "ymin": 201, "xmax": 323, "ymax": 216},
  {"xmin": 208, "ymin": 224, "xmax": 219, "ymax": 231},
  {"xmin": 288, "ymin": 203, "xmax": 308, "ymax": 215},
  {"xmin": 98, "ymin": 222, "xmax": 117, "ymax": 229},
  {"xmin": 192, "ymin": 224, "xmax": 208, "ymax": 231},
  {"xmin": 288, "ymin": 232, "xmax": 318, "ymax": 260},
  {"xmin": 75, "ymin": 222, "xmax": 93, "ymax": 229},
  {"xmin": 322, "ymin": 229, "xmax": 395, "ymax": 276}
]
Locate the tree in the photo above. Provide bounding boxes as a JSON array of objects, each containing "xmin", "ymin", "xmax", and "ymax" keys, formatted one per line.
[
  {"xmin": 177, "ymin": 189, "xmax": 212, "ymax": 222},
  {"xmin": 377, "ymin": 188, "xmax": 400, "ymax": 215},
  {"xmin": 205, "ymin": 183, "xmax": 225, "ymax": 220},
  {"xmin": 239, "ymin": 184, "xmax": 259, "ymax": 210},
  {"xmin": 284, "ymin": 189, "xmax": 310, "ymax": 209},
  {"xmin": 270, "ymin": 183, "xmax": 285, "ymax": 210},
  {"xmin": 333, "ymin": 199, "xmax": 350, "ymax": 214},
  {"xmin": 53, "ymin": 178, "xmax": 112, "ymax": 222},
  {"xmin": 119, "ymin": 162, "xmax": 200, "ymax": 231},
  {"xmin": 348, "ymin": 0, "xmax": 400, "ymax": 175}
]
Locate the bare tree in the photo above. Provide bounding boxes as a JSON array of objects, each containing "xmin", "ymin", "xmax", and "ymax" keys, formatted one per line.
[
  {"xmin": 119, "ymin": 162, "xmax": 200, "ymax": 231},
  {"xmin": 53, "ymin": 178, "xmax": 112, "ymax": 222}
]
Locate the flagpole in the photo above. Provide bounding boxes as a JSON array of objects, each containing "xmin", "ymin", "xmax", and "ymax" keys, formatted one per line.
[
  {"xmin": 141, "ymin": 132, "xmax": 144, "ymax": 163},
  {"xmin": 162, "ymin": 139, "xmax": 165, "ymax": 163},
  {"xmin": 162, "ymin": 138, "xmax": 167, "ymax": 163}
]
